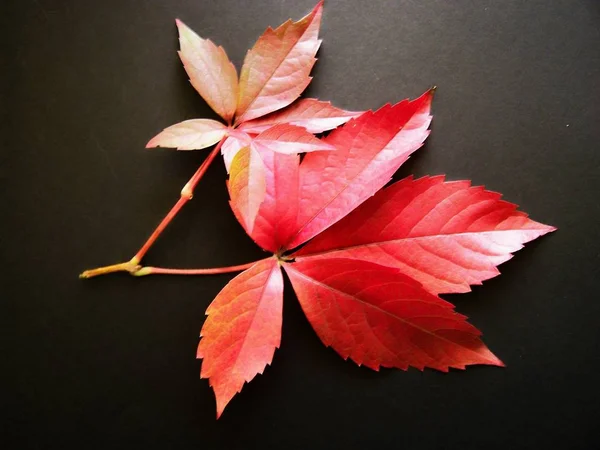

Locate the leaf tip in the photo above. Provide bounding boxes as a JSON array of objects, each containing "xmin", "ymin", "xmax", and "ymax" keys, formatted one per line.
[
  {"xmin": 533, "ymin": 222, "xmax": 557, "ymax": 237},
  {"xmin": 214, "ymin": 386, "xmax": 238, "ymax": 418},
  {"xmin": 490, "ymin": 355, "xmax": 506, "ymax": 368},
  {"xmin": 483, "ymin": 349, "xmax": 505, "ymax": 368}
]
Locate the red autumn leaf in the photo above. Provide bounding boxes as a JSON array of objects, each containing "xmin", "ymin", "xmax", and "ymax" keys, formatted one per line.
[
  {"xmin": 284, "ymin": 258, "xmax": 503, "ymax": 371},
  {"xmin": 212, "ymin": 90, "xmax": 554, "ymax": 417},
  {"xmin": 80, "ymin": 0, "xmax": 557, "ymax": 421},
  {"xmin": 176, "ymin": 19, "xmax": 238, "ymax": 123},
  {"xmin": 146, "ymin": 119, "xmax": 228, "ymax": 150},
  {"xmin": 235, "ymin": 1, "xmax": 323, "ymax": 124},
  {"xmin": 252, "ymin": 124, "xmax": 335, "ymax": 154},
  {"xmin": 282, "ymin": 89, "xmax": 434, "ymax": 250},
  {"xmin": 239, "ymin": 98, "xmax": 362, "ymax": 134},
  {"xmin": 197, "ymin": 258, "xmax": 283, "ymax": 419},
  {"xmin": 294, "ymin": 175, "xmax": 556, "ymax": 294},
  {"xmin": 228, "ymin": 146, "xmax": 267, "ymax": 234}
]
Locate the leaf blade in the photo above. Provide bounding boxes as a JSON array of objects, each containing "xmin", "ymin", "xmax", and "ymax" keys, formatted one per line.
[
  {"xmin": 253, "ymin": 124, "xmax": 335, "ymax": 154},
  {"xmin": 231, "ymin": 147, "xmax": 300, "ymax": 253},
  {"xmin": 235, "ymin": 1, "xmax": 323, "ymax": 123},
  {"xmin": 283, "ymin": 89, "xmax": 434, "ymax": 250},
  {"xmin": 239, "ymin": 98, "xmax": 362, "ymax": 134},
  {"xmin": 294, "ymin": 175, "xmax": 556, "ymax": 294},
  {"xmin": 197, "ymin": 258, "xmax": 283, "ymax": 418},
  {"xmin": 146, "ymin": 119, "xmax": 227, "ymax": 150},
  {"xmin": 284, "ymin": 258, "xmax": 503, "ymax": 371},
  {"xmin": 176, "ymin": 19, "xmax": 238, "ymax": 122},
  {"xmin": 228, "ymin": 146, "xmax": 267, "ymax": 234},
  {"xmin": 222, "ymin": 133, "xmax": 252, "ymax": 173}
]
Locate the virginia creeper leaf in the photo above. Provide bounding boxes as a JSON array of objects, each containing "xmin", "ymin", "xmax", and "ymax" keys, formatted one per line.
[
  {"xmin": 252, "ymin": 124, "xmax": 335, "ymax": 154},
  {"xmin": 146, "ymin": 119, "xmax": 227, "ymax": 150},
  {"xmin": 284, "ymin": 258, "xmax": 503, "ymax": 371},
  {"xmin": 294, "ymin": 175, "xmax": 556, "ymax": 294},
  {"xmin": 228, "ymin": 146, "xmax": 267, "ymax": 234},
  {"xmin": 197, "ymin": 258, "xmax": 283, "ymax": 418},
  {"xmin": 235, "ymin": 1, "xmax": 323, "ymax": 124},
  {"xmin": 282, "ymin": 89, "xmax": 434, "ymax": 250},
  {"xmin": 239, "ymin": 98, "xmax": 362, "ymax": 134},
  {"xmin": 176, "ymin": 19, "xmax": 238, "ymax": 123},
  {"xmin": 85, "ymin": 0, "xmax": 558, "ymax": 420}
]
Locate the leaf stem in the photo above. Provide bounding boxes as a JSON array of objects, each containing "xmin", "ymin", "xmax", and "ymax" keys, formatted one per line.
[
  {"xmin": 132, "ymin": 259, "xmax": 266, "ymax": 277},
  {"xmin": 79, "ymin": 137, "xmax": 226, "ymax": 279},
  {"xmin": 134, "ymin": 137, "xmax": 225, "ymax": 262},
  {"xmin": 79, "ymin": 258, "xmax": 140, "ymax": 279}
]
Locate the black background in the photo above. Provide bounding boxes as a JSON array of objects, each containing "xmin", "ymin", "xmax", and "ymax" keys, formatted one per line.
[{"xmin": 3, "ymin": 0, "xmax": 600, "ymax": 449}]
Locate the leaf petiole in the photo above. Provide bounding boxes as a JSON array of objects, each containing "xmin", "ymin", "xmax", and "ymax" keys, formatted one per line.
[
  {"xmin": 132, "ymin": 259, "xmax": 268, "ymax": 277},
  {"xmin": 80, "ymin": 137, "xmax": 226, "ymax": 279},
  {"xmin": 134, "ymin": 136, "xmax": 226, "ymax": 261}
]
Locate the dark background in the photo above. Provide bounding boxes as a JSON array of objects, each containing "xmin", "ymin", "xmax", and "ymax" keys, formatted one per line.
[{"xmin": 3, "ymin": 0, "xmax": 599, "ymax": 448}]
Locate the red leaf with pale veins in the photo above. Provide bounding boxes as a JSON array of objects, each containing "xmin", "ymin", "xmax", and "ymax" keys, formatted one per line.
[
  {"xmin": 282, "ymin": 89, "xmax": 434, "ymax": 250},
  {"xmin": 294, "ymin": 175, "xmax": 556, "ymax": 294},
  {"xmin": 197, "ymin": 258, "xmax": 283, "ymax": 418},
  {"xmin": 284, "ymin": 258, "xmax": 503, "ymax": 371},
  {"xmin": 239, "ymin": 98, "xmax": 362, "ymax": 134},
  {"xmin": 228, "ymin": 146, "xmax": 267, "ymax": 234},
  {"xmin": 231, "ymin": 147, "xmax": 300, "ymax": 253},
  {"xmin": 176, "ymin": 19, "xmax": 238, "ymax": 123},
  {"xmin": 235, "ymin": 1, "xmax": 323, "ymax": 124},
  {"xmin": 252, "ymin": 124, "xmax": 335, "ymax": 154},
  {"xmin": 146, "ymin": 119, "xmax": 227, "ymax": 150}
]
